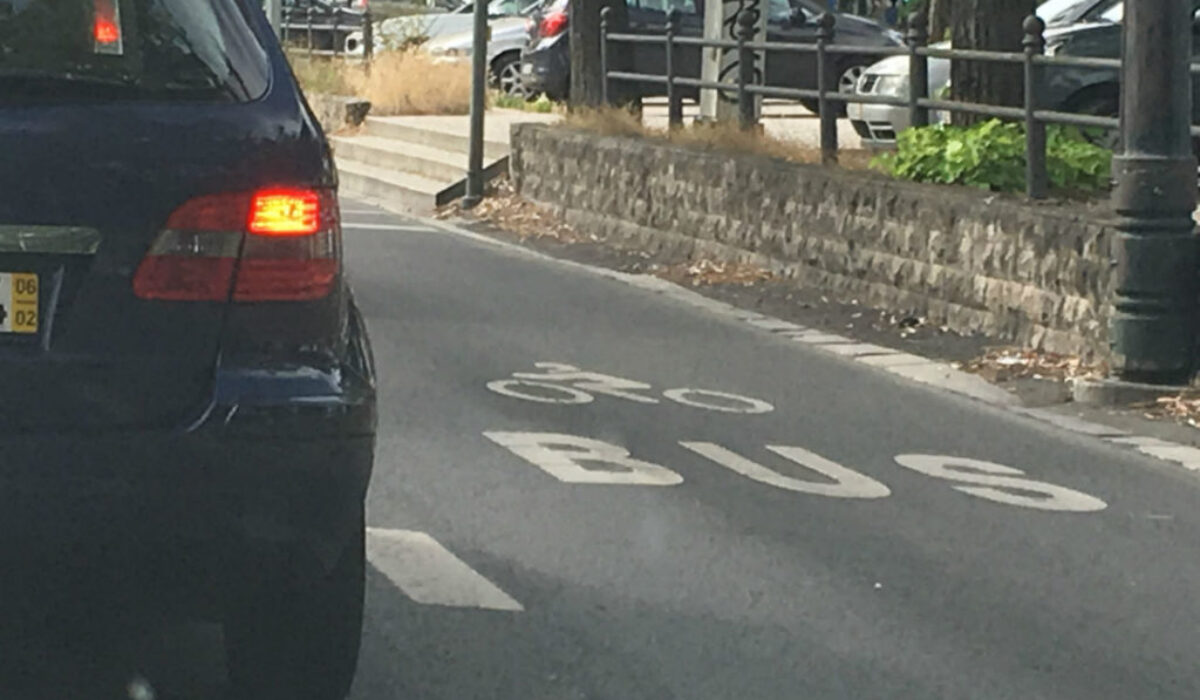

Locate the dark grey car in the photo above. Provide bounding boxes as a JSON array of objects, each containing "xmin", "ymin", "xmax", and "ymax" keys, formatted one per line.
[{"xmin": 520, "ymin": 0, "xmax": 904, "ymax": 105}]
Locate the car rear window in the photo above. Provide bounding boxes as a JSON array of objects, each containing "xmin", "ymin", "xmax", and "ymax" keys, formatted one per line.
[{"xmin": 0, "ymin": 0, "xmax": 270, "ymax": 103}]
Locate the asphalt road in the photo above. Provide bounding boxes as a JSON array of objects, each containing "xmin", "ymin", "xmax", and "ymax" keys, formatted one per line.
[
  {"xmin": 10, "ymin": 198, "xmax": 1200, "ymax": 699},
  {"xmin": 341, "ymin": 201, "xmax": 1200, "ymax": 700}
]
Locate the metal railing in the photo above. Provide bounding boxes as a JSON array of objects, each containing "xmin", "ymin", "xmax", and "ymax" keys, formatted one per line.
[
  {"xmin": 600, "ymin": 9, "xmax": 1133, "ymax": 199},
  {"xmin": 281, "ymin": 7, "xmax": 375, "ymax": 61}
]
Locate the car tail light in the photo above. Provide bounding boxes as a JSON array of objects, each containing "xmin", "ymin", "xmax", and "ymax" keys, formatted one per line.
[
  {"xmin": 93, "ymin": 0, "xmax": 124, "ymax": 55},
  {"xmin": 539, "ymin": 11, "xmax": 567, "ymax": 38},
  {"xmin": 248, "ymin": 189, "xmax": 321, "ymax": 236},
  {"xmin": 133, "ymin": 188, "xmax": 339, "ymax": 302}
]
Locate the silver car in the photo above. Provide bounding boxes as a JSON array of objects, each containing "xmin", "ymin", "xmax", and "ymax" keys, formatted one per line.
[
  {"xmin": 847, "ymin": 0, "xmax": 1112, "ymax": 147},
  {"xmin": 846, "ymin": 46, "xmax": 951, "ymax": 146},
  {"xmin": 425, "ymin": 15, "xmax": 534, "ymax": 95}
]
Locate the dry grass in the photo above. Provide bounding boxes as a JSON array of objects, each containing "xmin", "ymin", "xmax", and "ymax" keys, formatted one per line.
[
  {"xmin": 346, "ymin": 51, "xmax": 471, "ymax": 115},
  {"xmin": 289, "ymin": 52, "xmax": 471, "ymax": 116},
  {"xmin": 562, "ymin": 107, "xmax": 873, "ymax": 169},
  {"xmin": 288, "ymin": 55, "xmax": 355, "ymax": 96},
  {"xmin": 562, "ymin": 106, "xmax": 647, "ymax": 137}
]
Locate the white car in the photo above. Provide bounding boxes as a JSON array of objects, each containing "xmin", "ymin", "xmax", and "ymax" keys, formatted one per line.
[
  {"xmin": 847, "ymin": 0, "xmax": 1113, "ymax": 147},
  {"xmin": 371, "ymin": 0, "xmax": 540, "ymax": 51},
  {"xmin": 425, "ymin": 15, "xmax": 533, "ymax": 95},
  {"xmin": 846, "ymin": 44, "xmax": 951, "ymax": 146}
]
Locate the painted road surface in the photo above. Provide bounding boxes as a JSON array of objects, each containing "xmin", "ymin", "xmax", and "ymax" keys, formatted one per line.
[{"xmin": 340, "ymin": 201, "xmax": 1200, "ymax": 700}]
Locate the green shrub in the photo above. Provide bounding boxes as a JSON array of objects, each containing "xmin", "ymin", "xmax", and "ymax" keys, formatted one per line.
[
  {"xmin": 491, "ymin": 92, "xmax": 555, "ymax": 113},
  {"xmin": 872, "ymin": 119, "xmax": 1112, "ymax": 195}
]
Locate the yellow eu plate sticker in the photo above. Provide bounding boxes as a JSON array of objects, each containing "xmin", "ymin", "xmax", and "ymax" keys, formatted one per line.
[{"xmin": 0, "ymin": 273, "xmax": 38, "ymax": 334}]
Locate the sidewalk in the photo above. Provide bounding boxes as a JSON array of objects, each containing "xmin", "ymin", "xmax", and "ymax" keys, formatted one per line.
[{"xmin": 640, "ymin": 98, "xmax": 865, "ymax": 149}]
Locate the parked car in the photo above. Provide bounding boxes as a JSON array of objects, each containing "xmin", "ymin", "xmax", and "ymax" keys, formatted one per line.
[
  {"xmin": 375, "ymin": 0, "xmax": 541, "ymax": 49},
  {"xmin": 521, "ymin": 0, "xmax": 904, "ymax": 108},
  {"xmin": 0, "ymin": 1, "xmax": 376, "ymax": 698},
  {"xmin": 426, "ymin": 12, "xmax": 541, "ymax": 95},
  {"xmin": 848, "ymin": 0, "xmax": 1195, "ymax": 149},
  {"xmin": 282, "ymin": 0, "xmax": 368, "ymax": 54}
]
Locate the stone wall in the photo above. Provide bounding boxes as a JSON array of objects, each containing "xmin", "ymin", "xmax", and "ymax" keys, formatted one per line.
[{"xmin": 510, "ymin": 124, "xmax": 1117, "ymax": 358}]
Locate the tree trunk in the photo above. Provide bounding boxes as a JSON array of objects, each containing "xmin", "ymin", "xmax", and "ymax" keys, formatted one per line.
[
  {"xmin": 568, "ymin": 0, "xmax": 629, "ymax": 108},
  {"xmin": 927, "ymin": 0, "xmax": 951, "ymax": 42},
  {"xmin": 949, "ymin": 0, "xmax": 1029, "ymax": 126}
]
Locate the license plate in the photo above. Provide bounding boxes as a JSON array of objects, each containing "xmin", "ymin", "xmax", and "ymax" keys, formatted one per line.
[
  {"xmin": 0, "ymin": 273, "xmax": 38, "ymax": 334},
  {"xmin": 521, "ymin": 62, "xmax": 533, "ymax": 75}
]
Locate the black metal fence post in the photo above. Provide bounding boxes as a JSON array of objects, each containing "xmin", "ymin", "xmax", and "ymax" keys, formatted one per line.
[
  {"xmin": 332, "ymin": 12, "xmax": 341, "ymax": 57},
  {"xmin": 906, "ymin": 11, "xmax": 928, "ymax": 129},
  {"xmin": 364, "ymin": 9, "xmax": 374, "ymax": 67},
  {"xmin": 816, "ymin": 12, "xmax": 837, "ymax": 164},
  {"xmin": 666, "ymin": 9, "xmax": 683, "ymax": 129},
  {"xmin": 1023, "ymin": 15, "xmax": 1047, "ymax": 199},
  {"xmin": 600, "ymin": 7, "xmax": 612, "ymax": 106},
  {"xmin": 736, "ymin": 10, "xmax": 756, "ymax": 130},
  {"xmin": 1111, "ymin": 0, "xmax": 1199, "ymax": 383},
  {"xmin": 306, "ymin": 7, "xmax": 315, "ymax": 57}
]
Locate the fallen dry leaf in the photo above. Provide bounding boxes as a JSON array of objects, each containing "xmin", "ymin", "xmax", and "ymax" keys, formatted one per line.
[
  {"xmin": 441, "ymin": 180, "xmax": 584, "ymax": 243},
  {"xmin": 653, "ymin": 258, "xmax": 774, "ymax": 287},
  {"xmin": 960, "ymin": 346, "xmax": 1105, "ymax": 383},
  {"xmin": 1147, "ymin": 394, "xmax": 1200, "ymax": 429}
]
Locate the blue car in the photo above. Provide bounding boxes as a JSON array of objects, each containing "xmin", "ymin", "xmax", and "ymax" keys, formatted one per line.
[{"xmin": 0, "ymin": 1, "xmax": 375, "ymax": 698}]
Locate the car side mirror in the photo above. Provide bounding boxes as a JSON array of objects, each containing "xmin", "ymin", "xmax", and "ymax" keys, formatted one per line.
[{"xmin": 789, "ymin": 7, "xmax": 808, "ymax": 27}]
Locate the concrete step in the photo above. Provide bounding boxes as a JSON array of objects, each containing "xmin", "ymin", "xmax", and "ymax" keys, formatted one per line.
[
  {"xmin": 337, "ymin": 159, "xmax": 448, "ymax": 215},
  {"xmin": 362, "ymin": 117, "xmax": 509, "ymax": 161},
  {"xmin": 332, "ymin": 135, "xmax": 468, "ymax": 184}
]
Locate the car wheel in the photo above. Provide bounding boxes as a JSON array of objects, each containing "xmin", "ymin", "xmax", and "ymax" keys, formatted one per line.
[
  {"xmin": 225, "ymin": 517, "xmax": 365, "ymax": 700},
  {"xmin": 800, "ymin": 63, "xmax": 868, "ymax": 118},
  {"xmin": 493, "ymin": 54, "xmax": 530, "ymax": 99}
]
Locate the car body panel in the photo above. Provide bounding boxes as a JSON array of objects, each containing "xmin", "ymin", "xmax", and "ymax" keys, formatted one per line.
[
  {"xmin": 427, "ymin": 15, "xmax": 531, "ymax": 66},
  {"xmin": 520, "ymin": 0, "xmax": 903, "ymax": 100},
  {"xmin": 0, "ymin": 0, "xmax": 377, "ymax": 608},
  {"xmin": 377, "ymin": 0, "xmax": 543, "ymax": 48}
]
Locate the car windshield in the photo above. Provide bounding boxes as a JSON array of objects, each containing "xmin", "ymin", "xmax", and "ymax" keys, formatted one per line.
[
  {"xmin": 0, "ymin": 0, "xmax": 268, "ymax": 103},
  {"xmin": 1079, "ymin": 0, "xmax": 1121, "ymax": 22},
  {"xmin": 1038, "ymin": 0, "xmax": 1097, "ymax": 25},
  {"xmin": 488, "ymin": 0, "xmax": 541, "ymax": 15}
]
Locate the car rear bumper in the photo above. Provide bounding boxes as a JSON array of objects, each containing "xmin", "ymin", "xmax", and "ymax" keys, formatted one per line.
[
  {"xmin": 0, "ymin": 403, "xmax": 373, "ymax": 558},
  {"xmin": 521, "ymin": 43, "xmax": 569, "ymax": 99},
  {"xmin": 0, "ymin": 341, "xmax": 376, "ymax": 614}
]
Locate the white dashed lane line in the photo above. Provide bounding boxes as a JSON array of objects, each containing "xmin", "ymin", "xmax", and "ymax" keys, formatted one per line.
[{"xmin": 366, "ymin": 528, "xmax": 524, "ymax": 612}]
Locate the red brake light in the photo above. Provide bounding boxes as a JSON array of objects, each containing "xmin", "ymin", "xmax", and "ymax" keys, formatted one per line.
[
  {"xmin": 94, "ymin": 18, "xmax": 119, "ymax": 44},
  {"xmin": 539, "ymin": 11, "xmax": 567, "ymax": 38},
  {"xmin": 249, "ymin": 189, "xmax": 321, "ymax": 236},
  {"xmin": 93, "ymin": 0, "xmax": 123, "ymax": 53},
  {"xmin": 133, "ymin": 188, "xmax": 339, "ymax": 302}
]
